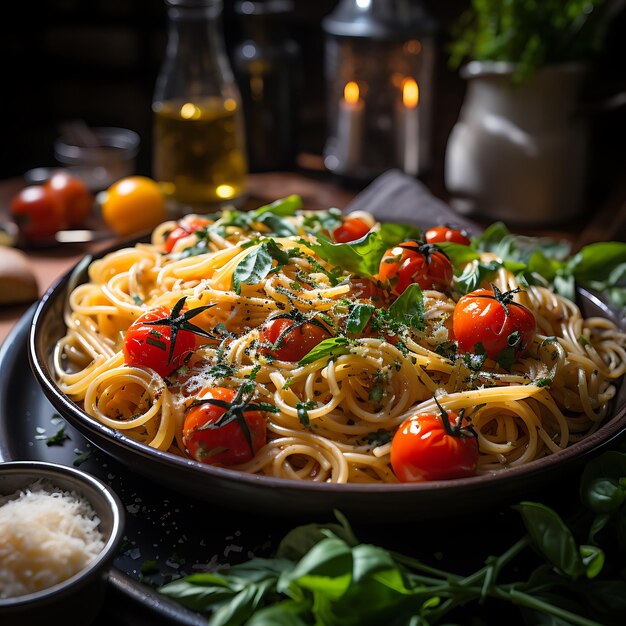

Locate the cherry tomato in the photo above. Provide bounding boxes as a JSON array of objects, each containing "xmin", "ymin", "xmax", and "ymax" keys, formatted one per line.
[
  {"xmin": 377, "ymin": 241, "xmax": 453, "ymax": 295},
  {"xmin": 332, "ymin": 216, "xmax": 371, "ymax": 243},
  {"xmin": 45, "ymin": 171, "xmax": 94, "ymax": 226},
  {"xmin": 424, "ymin": 226, "xmax": 471, "ymax": 246},
  {"xmin": 258, "ymin": 316, "xmax": 331, "ymax": 361},
  {"xmin": 453, "ymin": 286, "xmax": 536, "ymax": 360},
  {"xmin": 101, "ymin": 176, "xmax": 166, "ymax": 236},
  {"xmin": 123, "ymin": 305, "xmax": 197, "ymax": 377},
  {"xmin": 182, "ymin": 386, "xmax": 267, "ymax": 466},
  {"xmin": 377, "ymin": 241, "xmax": 422, "ymax": 283},
  {"xmin": 164, "ymin": 217, "xmax": 212, "ymax": 253},
  {"xmin": 10, "ymin": 185, "xmax": 66, "ymax": 240},
  {"xmin": 345, "ymin": 278, "xmax": 387, "ymax": 305},
  {"xmin": 390, "ymin": 410, "xmax": 478, "ymax": 482}
]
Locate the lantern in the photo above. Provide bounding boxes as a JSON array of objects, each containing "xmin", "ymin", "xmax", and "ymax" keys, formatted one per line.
[{"xmin": 322, "ymin": 0, "xmax": 436, "ymax": 182}]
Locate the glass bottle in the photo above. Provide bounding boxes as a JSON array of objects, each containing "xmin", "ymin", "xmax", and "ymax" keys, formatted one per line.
[
  {"xmin": 152, "ymin": 0, "xmax": 248, "ymax": 210},
  {"xmin": 232, "ymin": 0, "xmax": 300, "ymax": 172}
]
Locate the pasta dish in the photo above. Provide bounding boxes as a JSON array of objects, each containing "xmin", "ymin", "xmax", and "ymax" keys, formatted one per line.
[{"xmin": 52, "ymin": 197, "xmax": 626, "ymax": 484}]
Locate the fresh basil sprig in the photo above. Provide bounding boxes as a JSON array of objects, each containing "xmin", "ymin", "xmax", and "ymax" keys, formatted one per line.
[
  {"xmin": 469, "ymin": 222, "xmax": 626, "ymax": 307},
  {"xmin": 159, "ymin": 450, "xmax": 626, "ymax": 626}
]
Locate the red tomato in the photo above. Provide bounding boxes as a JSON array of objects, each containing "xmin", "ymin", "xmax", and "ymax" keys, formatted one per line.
[
  {"xmin": 332, "ymin": 216, "xmax": 371, "ymax": 243},
  {"xmin": 258, "ymin": 316, "xmax": 331, "ymax": 361},
  {"xmin": 45, "ymin": 171, "xmax": 94, "ymax": 226},
  {"xmin": 345, "ymin": 278, "xmax": 387, "ymax": 305},
  {"xmin": 453, "ymin": 287, "xmax": 536, "ymax": 360},
  {"xmin": 182, "ymin": 386, "xmax": 267, "ymax": 466},
  {"xmin": 377, "ymin": 241, "xmax": 421, "ymax": 283},
  {"xmin": 391, "ymin": 410, "xmax": 478, "ymax": 482},
  {"xmin": 10, "ymin": 185, "xmax": 66, "ymax": 239},
  {"xmin": 377, "ymin": 241, "xmax": 453, "ymax": 295},
  {"xmin": 164, "ymin": 217, "xmax": 212, "ymax": 253},
  {"xmin": 424, "ymin": 226, "xmax": 471, "ymax": 246},
  {"xmin": 123, "ymin": 305, "xmax": 197, "ymax": 377}
]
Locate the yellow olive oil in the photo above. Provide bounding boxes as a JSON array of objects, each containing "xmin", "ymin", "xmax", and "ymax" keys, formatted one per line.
[{"xmin": 152, "ymin": 98, "xmax": 247, "ymax": 207}]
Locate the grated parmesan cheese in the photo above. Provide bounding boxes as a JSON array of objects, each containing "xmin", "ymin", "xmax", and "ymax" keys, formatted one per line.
[{"xmin": 0, "ymin": 479, "xmax": 105, "ymax": 599}]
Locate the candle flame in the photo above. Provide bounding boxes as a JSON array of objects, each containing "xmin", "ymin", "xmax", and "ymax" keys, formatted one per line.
[
  {"xmin": 402, "ymin": 78, "xmax": 419, "ymax": 109},
  {"xmin": 344, "ymin": 81, "xmax": 360, "ymax": 105}
]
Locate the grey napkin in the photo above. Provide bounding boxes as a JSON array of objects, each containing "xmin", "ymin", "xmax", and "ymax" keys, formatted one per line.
[{"xmin": 344, "ymin": 169, "xmax": 480, "ymax": 234}]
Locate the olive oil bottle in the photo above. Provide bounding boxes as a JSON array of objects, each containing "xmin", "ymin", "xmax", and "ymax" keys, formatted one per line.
[{"xmin": 152, "ymin": 0, "xmax": 247, "ymax": 210}]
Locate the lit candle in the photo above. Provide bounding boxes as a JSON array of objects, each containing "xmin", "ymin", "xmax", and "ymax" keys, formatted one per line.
[
  {"xmin": 336, "ymin": 81, "xmax": 365, "ymax": 172},
  {"xmin": 396, "ymin": 77, "xmax": 420, "ymax": 176}
]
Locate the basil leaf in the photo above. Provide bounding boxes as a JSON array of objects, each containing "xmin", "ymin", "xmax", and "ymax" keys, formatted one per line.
[
  {"xmin": 253, "ymin": 195, "xmax": 303, "ymax": 218},
  {"xmin": 568, "ymin": 242, "xmax": 626, "ymax": 283},
  {"xmin": 377, "ymin": 222, "xmax": 422, "ymax": 246},
  {"xmin": 583, "ymin": 478, "xmax": 625, "ymax": 515},
  {"xmin": 309, "ymin": 232, "xmax": 389, "ymax": 277},
  {"xmin": 233, "ymin": 245, "xmax": 273, "ymax": 295},
  {"xmin": 345, "ymin": 304, "xmax": 375, "ymax": 334},
  {"xmin": 257, "ymin": 213, "xmax": 298, "ymax": 237},
  {"xmin": 298, "ymin": 337, "xmax": 350, "ymax": 366},
  {"xmin": 233, "ymin": 241, "xmax": 289, "ymax": 294},
  {"xmin": 280, "ymin": 536, "xmax": 353, "ymax": 585},
  {"xmin": 514, "ymin": 502, "xmax": 585, "ymax": 580},
  {"xmin": 473, "ymin": 222, "xmax": 571, "ymax": 263},
  {"xmin": 580, "ymin": 451, "xmax": 626, "ymax": 510},
  {"xmin": 158, "ymin": 573, "xmax": 238, "ymax": 611},
  {"xmin": 244, "ymin": 602, "xmax": 310, "ymax": 626},
  {"xmin": 387, "ymin": 283, "xmax": 424, "ymax": 329}
]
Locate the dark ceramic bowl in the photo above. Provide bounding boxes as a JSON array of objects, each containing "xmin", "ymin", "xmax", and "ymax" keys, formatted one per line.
[
  {"xmin": 0, "ymin": 461, "xmax": 125, "ymax": 626},
  {"xmin": 28, "ymin": 246, "xmax": 626, "ymax": 523}
]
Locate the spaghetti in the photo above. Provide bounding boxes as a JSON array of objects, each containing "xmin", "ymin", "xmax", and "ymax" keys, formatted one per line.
[{"xmin": 52, "ymin": 204, "xmax": 626, "ymax": 483}]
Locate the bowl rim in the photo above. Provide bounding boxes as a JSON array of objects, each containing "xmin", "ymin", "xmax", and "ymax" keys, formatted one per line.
[
  {"xmin": 27, "ymin": 240, "xmax": 626, "ymax": 499},
  {"xmin": 0, "ymin": 460, "xmax": 125, "ymax": 607}
]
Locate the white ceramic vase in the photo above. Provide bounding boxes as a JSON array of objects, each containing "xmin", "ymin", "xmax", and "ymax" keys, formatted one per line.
[{"xmin": 444, "ymin": 61, "xmax": 588, "ymax": 226}]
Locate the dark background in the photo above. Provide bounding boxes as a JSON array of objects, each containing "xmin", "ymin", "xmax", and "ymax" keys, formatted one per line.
[{"xmin": 2, "ymin": 0, "xmax": 625, "ymax": 210}]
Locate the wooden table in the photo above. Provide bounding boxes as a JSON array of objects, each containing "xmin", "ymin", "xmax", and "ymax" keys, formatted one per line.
[{"xmin": 1, "ymin": 166, "xmax": 624, "ymax": 346}]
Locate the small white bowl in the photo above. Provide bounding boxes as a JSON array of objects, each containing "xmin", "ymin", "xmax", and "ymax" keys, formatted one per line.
[{"xmin": 0, "ymin": 461, "xmax": 125, "ymax": 626}]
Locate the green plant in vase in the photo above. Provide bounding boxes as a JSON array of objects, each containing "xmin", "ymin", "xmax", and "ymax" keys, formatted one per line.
[
  {"xmin": 449, "ymin": 0, "xmax": 623, "ymax": 82},
  {"xmin": 443, "ymin": 0, "xmax": 625, "ymax": 226}
]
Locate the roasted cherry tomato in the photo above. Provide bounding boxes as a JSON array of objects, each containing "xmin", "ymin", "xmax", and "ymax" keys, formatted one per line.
[
  {"xmin": 390, "ymin": 408, "xmax": 478, "ymax": 482},
  {"xmin": 101, "ymin": 176, "xmax": 166, "ymax": 236},
  {"xmin": 377, "ymin": 241, "xmax": 453, "ymax": 295},
  {"xmin": 164, "ymin": 217, "xmax": 212, "ymax": 253},
  {"xmin": 123, "ymin": 304, "xmax": 198, "ymax": 377},
  {"xmin": 183, "ymin": 386, "xmax": 267, "ymax": 466},
  {"xmin": 332, "ymin": 216, "xmax": 371, "ymax": 243},
  {"xmin": 45, "ymin": 171, "xmax": 94, "ymax": 226},
  {"xmin": 424, "ymin": 225, "xmax": 471, "ymax": 246},
  {"xmin": 453, "ymin": 286, "xmax": 536, "ymax": 360},
  {"xmin": 258, "ymin": 316, "xmax": 332, "ymax": 362},
  {"xmin": 10, "ymin": 185, "xmax": 66, "ymax": 240}
]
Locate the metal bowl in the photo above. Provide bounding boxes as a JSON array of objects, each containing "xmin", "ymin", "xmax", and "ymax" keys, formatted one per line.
[{"xmin": 0, "ymin": 461, "xmax": 125, "ymax": 626}]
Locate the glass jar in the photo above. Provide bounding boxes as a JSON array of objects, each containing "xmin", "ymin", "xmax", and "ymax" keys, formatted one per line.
[{"xmin": 152, "ymin": 0, "xmax": 248, "ymax": 210}]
